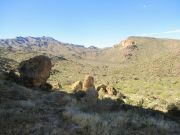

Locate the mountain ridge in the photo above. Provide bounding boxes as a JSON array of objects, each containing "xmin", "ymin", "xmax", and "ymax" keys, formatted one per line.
[
  {"xmin": 1, "ymin": 36, "xmax": 180, "ymax": 49},
  {"xmin": 0, "ymin": 36, "xmax": 87, "ymax": 49},
  {"xmin": 0, "ymin": 36, "xmax": 101, "ymax": 59},
  {"xmin": 0, "ymin": 36, "xmax": 180, "ymax": 62}
]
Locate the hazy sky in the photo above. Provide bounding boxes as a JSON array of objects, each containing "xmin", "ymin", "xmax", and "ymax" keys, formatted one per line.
[{"xmin": 0, "ymin": 0, "xmax": 180, "ymax": 47}]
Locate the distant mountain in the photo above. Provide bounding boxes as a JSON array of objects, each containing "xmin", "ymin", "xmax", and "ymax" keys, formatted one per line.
[
  {"xmin": 0, "ymin": 36, "xmax": 180, "ymax": 65},
  {"xmin": 0, "ymin": 36, "xmax": 100, "ymax": 59},
  {"xmin": 0, "ymin": 36, "xmax": 85, "ymax": 48}
]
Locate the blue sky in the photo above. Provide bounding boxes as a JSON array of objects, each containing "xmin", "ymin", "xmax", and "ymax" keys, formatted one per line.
[{"xmin": 0, "ymin": 0, "xmax": 180, "ymax": 47}]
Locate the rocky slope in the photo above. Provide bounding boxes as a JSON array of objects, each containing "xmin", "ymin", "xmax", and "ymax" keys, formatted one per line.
[
  {"xmin": 99, "ymin": 36, "xmax": 180, "ymax": 62},
  {"xmin": 0, "ymin": 62, "xmax": 180, "ymax": 135}
]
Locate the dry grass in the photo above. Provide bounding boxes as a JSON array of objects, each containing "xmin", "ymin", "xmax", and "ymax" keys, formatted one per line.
[{"xmin": 0, "ymin": 71, "xmax": 180, "ymax": 135}]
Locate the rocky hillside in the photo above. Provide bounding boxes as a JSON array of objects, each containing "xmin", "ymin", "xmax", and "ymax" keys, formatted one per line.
[
  {"xmin": 1, "ymin": 36, "xmax": 180, "ymax": 63},
  {"xmin": 0, "ymin": 55, "xmax": 179, "ymax": 135},
  {"xmin": 0, "ymin": 36, "xmax": 180, "ymax": 135},
  {"xmin": 0, "ymin": 36, "xmax": 180, "ymax": 82},
  {"xmin": 99, "ymin": 36, "xmax": 180, "ymax": 62}
]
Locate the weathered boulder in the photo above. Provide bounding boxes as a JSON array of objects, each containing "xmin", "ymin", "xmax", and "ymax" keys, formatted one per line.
[
  {"xmin": 106, "ymin": 86, "xmax": 117, "ymax": 96},
  {"xmin": 71, "ymin": 81, "xmax": 83, "ymax": 92},
  {"xmin": 18, "ymin": 55, "xmax": 52, "ymax": 87},
  {"xmin": 82, "ymin": 75, "xmax": 98, "ymax": 104},
  {"xmin": 83, "ymin": 75, "xmax": 95, "ymax": 91},
  {"xmin": 98, "ymin": 88, "xmax": 108, "ymax": 98},
  {"xmin": 97, "ymin": 84, "xmax": 107, "ymax": 92}
]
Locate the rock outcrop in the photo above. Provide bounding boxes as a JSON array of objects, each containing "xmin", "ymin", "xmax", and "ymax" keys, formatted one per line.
[
  {"xmin": 121, "ymin": 39, "xmax": 136, "ymax": 47},
  {"xmin": 71, "ymin": 81, "xmax": 83, "ymax": 92},
  {"xmin": 106, "ymin": 86, "xmax": 117, "ymax": 95},
  {"xmin": 97, "ymin": 84, "xmax": 117, "ymax": 96},
  {"xmin": 82, "ymin": 75, "xmax": 98, "ymax": 104},
  {"xmin": 83, "ymin": 75, "xmax": 95, "ymax": 91},
  {"xmin": 97, "ymin": 84, "xmax": 107, "ymax": 92},
  {"xmin": 18, "ymin": 55, "xmax": 52, "ymax": 87}
]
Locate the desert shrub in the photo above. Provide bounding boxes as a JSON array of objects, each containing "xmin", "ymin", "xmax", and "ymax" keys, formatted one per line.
[{"xmin": 109, "ymin": 98, "xmax": 125, "ymax": 111}]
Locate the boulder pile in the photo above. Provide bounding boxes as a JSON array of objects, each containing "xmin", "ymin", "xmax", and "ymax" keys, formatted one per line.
[
  {"xmin": 97, "ymin": 84, "xmax": 117, "ymax": 96},
  {"xmin": 71, "ymin": 75, "xmax": 121, "ymax": 104}
]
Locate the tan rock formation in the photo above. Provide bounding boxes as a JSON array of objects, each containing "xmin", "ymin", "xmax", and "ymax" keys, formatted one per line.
[
  {"xmin": 18, "ymin": 55, "xmax": 52, "ymax": 87},
  {"xmin": 96, "ymin": 84, "xmax": 107, "ymax": 92},
  {"xmin": 71, "ymin": 81, "xmax": 83, "ymax": 92},
  {"xmin": 121, "ymin": 39, "xmax": 136, "ymax": 47},
  {"xmin": 106, "ymin": 86, "xmax": 117, "ymax": 95},
  {"xmin": 83, "ymin": 75, "xmax": 95, "ymax": 91}
]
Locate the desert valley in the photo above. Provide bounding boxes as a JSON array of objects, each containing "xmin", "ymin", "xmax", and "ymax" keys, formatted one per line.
[{"xmin": 0, "ymin": 36, "xmax": 179, "ymax": 134}]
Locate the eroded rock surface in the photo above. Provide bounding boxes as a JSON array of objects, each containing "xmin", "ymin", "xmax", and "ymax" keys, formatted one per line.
[{"xmin": 18, "ymin": 55, "xmax": 52, "ymax": 87}]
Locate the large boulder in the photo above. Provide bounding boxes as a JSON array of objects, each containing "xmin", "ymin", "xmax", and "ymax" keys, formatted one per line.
[
  {"xmin": 18, "ymin": 55, "xmax": 52, "ymax": 87},
  {"xmin": 83, "ymin": 75, "xmax": 95, "ymax": 91},
  {"xmin": 82, "ymin": 75, "xmax": 98, "ymax": 105}
]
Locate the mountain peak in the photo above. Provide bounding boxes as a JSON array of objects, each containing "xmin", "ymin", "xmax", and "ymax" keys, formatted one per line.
[{"xmin": 15, "ymin": 36, "xmax": 57, "ymax": 42}]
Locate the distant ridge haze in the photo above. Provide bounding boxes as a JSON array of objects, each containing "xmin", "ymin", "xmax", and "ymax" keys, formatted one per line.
[{"xmin": 1, "ymin": 36, "xmax": 180, "ymax": 49}]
